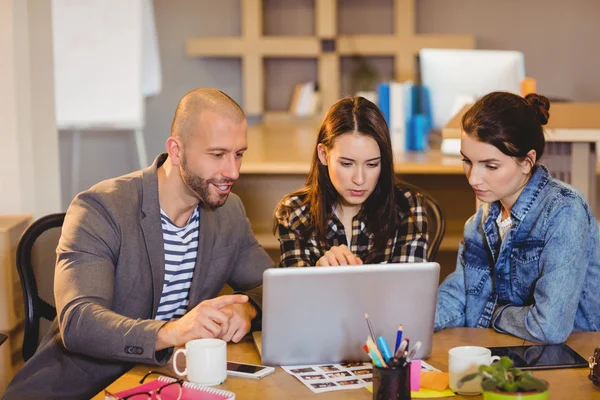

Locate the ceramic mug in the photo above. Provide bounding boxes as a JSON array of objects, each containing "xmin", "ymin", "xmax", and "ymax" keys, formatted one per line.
[
  {"xmin": 449, "ymin": 346, "xmax": 500, "ymax": 395},
  {"xmin": 173, "ymin": 338, "xmax": 227, "ymax": 386}
]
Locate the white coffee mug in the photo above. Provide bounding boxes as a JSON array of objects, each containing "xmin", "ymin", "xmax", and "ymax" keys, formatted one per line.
[
  {"xmin": 448, "ymin": 346, "xmax": 500, "ymax": 395},
  {"xmin": 173, "ymin": 338, "xmax": 227, "ymax": 386}
]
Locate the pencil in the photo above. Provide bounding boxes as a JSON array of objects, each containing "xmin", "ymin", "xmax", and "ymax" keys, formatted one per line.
[
  {"xmin": 394, "ymin": 325, "xmax": 403, "ymax": 352},
  {"xmin": 364, "ymin": 313, "xmax": 376, "ymax": 341}
]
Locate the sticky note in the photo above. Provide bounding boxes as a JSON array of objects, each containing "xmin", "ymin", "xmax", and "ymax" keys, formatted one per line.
[
  {"xmin": 420, "ymin": 371, "xmax": 449, "ymax": 391},
  {"xmin": 410, "ymin": 360, "xmax": 421, "ymax": 391}
]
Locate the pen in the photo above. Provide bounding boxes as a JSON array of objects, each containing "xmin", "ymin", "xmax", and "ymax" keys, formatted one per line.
[
  {"xmin": 377, "ymin": 336, "xmax": 393, "ymax": 364},
  {"xmin": 392, "ymin": 339, "xmax": 408, "ymax": 367},
  {"xmin": 364, "ymin": 313, "xmax": 376, "ymax": 342},
  {"xmin": 394, "ymin": 325, "xmax": 403, "ymax": 352},
  {"xmin": 406, "ymin": 340, "xmax": 422, "ymax": 362},
  {"xmin": 394, "ymin": 338, "xmax": 408, "ymax": 358}
]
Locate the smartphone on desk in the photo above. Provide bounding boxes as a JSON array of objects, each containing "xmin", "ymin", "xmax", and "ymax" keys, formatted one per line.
[{"xmin": 227, "ymin": 361, "xmax": 275, "ymax": 379}]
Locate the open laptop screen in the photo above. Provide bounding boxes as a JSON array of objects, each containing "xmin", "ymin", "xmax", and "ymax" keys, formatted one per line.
[{"xmin": 260, "ymin": 262, "xmax": 440, "ymax": 366}]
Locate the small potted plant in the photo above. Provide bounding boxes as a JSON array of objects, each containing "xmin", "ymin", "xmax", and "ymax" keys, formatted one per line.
[
  {"xmin": 348, "ymin": 55, "xmax": 379, "ymax": 103},
  {"xmin": 458, "ymin": 356, "xmax": 549, "ymax": 400}
]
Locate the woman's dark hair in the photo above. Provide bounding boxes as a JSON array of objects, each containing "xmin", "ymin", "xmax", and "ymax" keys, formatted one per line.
[
  {"xmin": 275, "ymin": 96, "xmax": 405, "ymax": 256},
  {"xmin": 461, "ymin": 91, "xmax": 550, "ymax": 164}
]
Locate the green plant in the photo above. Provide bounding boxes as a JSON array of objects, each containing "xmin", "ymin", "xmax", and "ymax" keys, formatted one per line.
[
  {"xmin": 348, "ymin": 55, "xmax": 379, "ymax": 95},
  {"xmin": 458, "ymin": 356, "xmax": 549, "ymax": 393}
]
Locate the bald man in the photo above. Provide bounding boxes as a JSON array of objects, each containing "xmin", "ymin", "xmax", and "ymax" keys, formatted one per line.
[{"xmin": 3, "ymin": 89, "xmax": 273, "ymax": 400}]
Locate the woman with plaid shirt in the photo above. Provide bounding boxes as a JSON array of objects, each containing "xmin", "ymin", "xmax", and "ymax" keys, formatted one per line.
[{"xmin": 273, "ymin": 96, "xmax": 428, "ymax": 268}]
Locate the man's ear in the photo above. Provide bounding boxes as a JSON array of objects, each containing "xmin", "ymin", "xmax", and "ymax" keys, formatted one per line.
[
  {"xmin": 166, "ymin": 137, "xmax": 183, "ymax": 166},
  {"xmin": 317, "ymin": 144, "xmax": 328, "ymax": 166},
  {"xmin": 521, "ymin": 149, "xmax": 537, "ymax": 175}
]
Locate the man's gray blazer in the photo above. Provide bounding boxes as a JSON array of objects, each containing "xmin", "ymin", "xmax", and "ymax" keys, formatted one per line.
[{"xmin": 3, "ymin": 154, "xmax": 273, "ymax": 400}]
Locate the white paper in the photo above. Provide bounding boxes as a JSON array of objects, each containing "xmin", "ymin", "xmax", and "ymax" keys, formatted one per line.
[{"xmin": 282, "ymin": 360, "xmax": 440, "ymax": 394}]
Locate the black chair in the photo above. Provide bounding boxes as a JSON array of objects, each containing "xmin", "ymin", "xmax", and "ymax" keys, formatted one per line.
[
  {"xmin": 402, "ymin": 183, "xmax": 446, "ymax": 262},
  {"xmin": 15, "ymin": 213, "xmax": 65, "ymax": 361}
]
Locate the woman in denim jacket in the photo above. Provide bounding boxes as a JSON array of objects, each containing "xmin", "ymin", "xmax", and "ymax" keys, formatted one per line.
[{"xmin": 435, "ymin": 91, "xmax": 600, "ymax": 343}]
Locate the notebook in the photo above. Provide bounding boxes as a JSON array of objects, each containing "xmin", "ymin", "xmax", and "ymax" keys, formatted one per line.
[{"xmin": 106, "ymin": 376, "xmax": 235, "ymax": 400}]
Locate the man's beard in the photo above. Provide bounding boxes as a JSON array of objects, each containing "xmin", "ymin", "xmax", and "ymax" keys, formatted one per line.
[{"xmin": 180, "ymin": 157, "xmax": 233, "ymax": 209}]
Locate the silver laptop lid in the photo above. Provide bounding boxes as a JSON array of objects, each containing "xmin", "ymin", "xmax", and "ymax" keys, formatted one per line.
[{"xmin": 261, "ymin": 262, "xmax": 440, "ymax": 366}]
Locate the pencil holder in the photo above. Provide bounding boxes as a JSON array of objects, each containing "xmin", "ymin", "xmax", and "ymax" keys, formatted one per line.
[{"xmin": 372, "ymin": 362, "xmax": 411, "ymax": 400}]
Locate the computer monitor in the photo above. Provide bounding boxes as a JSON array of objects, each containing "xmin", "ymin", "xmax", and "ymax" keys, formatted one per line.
[
  {"xmin": 419, "ymin": 48, "xmax": 526, "ymax": 131},
  {"xmin": 258, "ymin": 262, "xmax": 440, "ymax": 366}
]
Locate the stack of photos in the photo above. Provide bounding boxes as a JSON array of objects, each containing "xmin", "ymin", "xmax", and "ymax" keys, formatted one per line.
[{"xmin": 282, "ymin": 362, "xmax": 373, "ymax": 393}]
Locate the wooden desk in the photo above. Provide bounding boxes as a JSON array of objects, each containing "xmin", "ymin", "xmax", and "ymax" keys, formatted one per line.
[
  {"xmin": 96, "ymin": 329, "xmax": 600, "ymax": 400},
  {"xmin": 242, "ymin": 121, "xmax": 465, "ymax": 175},
  {"xmin": 0, "ymin": 334, "xmax": 6, "ymax": 347}
]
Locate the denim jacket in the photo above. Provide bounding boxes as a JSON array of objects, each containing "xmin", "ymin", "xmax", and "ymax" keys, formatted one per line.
[{"xmin": 435, "ymin": 165, "xmax": 600, "ymax": 343}]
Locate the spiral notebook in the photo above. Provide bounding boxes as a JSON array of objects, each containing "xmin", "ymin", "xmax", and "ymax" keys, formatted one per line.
[{"xmin": 106, "ymin": 376, "xmax": 235, "ymax": 400}]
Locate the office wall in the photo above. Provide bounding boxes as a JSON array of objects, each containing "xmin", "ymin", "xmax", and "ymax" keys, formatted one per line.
[
  {"xmin": 59, "ymin": 0, "xmax": 600, "ymax": 209},
  {"xmin": 1, "ymin": 0, "xmax": 61, "ymax": 218},
  {"xmin": 417, "ymin": 0, "xmax": 600, "ymax": 102}
]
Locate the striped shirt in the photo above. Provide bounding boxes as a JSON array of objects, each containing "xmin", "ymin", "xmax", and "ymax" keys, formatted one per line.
[{"xmin": 156, "ymin": 207, "xmax": 199, "ymax": 321}]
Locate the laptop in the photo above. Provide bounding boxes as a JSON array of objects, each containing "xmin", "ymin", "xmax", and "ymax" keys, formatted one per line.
[{"xmin": 257, "ymin": 262, "xmax": 440, "ymax": 366}]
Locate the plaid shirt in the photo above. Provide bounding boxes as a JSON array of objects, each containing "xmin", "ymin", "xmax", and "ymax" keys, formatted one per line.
[{"xmin": 274, "ymin": 187, "xmax": 428, "ymax": 267}]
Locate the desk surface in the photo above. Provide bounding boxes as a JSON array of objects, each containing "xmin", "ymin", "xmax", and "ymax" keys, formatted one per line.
[
  {"xmin": 96, "ymin": 329, "xmax": 600, "ymax": 400},
  {"xmin": 242, "ymin": 121, "xmax": 464, "ymax": 175},
  {"xmin": 242, "ymin": 121, "xmax": 600, "ymax": 175}
]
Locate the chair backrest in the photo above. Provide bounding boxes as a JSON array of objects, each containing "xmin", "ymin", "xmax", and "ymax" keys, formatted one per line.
[
  {"xmin": 15, "ymin": 213, "xmax": 65, "ymax": 361},
  {"xmin": 402, "ymin": 183, "xmax": 446, "ymax": 262},
  {"xmin": 421, "ymin": 191, "xmax": 446, "ymax": 262}
]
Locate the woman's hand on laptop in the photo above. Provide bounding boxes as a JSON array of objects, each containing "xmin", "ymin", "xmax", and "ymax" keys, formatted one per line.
[
  {"xmin": 316, "ymin": 245, "xmax": 363, "ymax": 266},
  {"xmin": 155, "ymin": 294, "xmax": 249, "ymax": 350}
]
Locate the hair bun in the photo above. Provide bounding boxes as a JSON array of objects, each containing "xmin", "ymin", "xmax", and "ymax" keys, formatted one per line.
[{"xmin": 525, "ymin": 93, "xmax": 550, "ymax": 125}]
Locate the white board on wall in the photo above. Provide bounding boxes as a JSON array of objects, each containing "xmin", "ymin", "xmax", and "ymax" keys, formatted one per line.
[
  {"xmin": 52, "ymin": 0, "xmax": 145, "ymax": 130},
  {"xmin": 142, "ymin": 0, "xmax": 161, "ymax": 97}
]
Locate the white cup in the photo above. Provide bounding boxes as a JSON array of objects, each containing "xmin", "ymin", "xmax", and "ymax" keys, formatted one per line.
[
  {"xmin": 448, "ymin": 346, "xmax": 500, "ymax": 395},
  {"xmin": 173, "ymin": 338, "xmax": 227, "ymax": 386}
]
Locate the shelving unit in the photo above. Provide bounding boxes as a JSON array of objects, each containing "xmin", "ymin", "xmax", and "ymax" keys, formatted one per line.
[{"xmin": 187, "ymin": 0, "xmax": 474, "ymax": 116}]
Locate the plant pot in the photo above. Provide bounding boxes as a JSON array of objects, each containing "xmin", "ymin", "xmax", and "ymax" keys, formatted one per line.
[{"xmin": 483, "ymin": 389, "xmax": 549, "ymax": 400}]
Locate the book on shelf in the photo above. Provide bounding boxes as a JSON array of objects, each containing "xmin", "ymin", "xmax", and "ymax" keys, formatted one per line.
[
  {"xmin": 289, "ymin": 82, "xmax": 319, "ymax": 117},
  {"xmin": 377, "ymin": 81, "xmax": 410, "ymax": 153}
]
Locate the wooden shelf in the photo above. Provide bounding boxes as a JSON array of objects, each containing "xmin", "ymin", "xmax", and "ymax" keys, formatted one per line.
[{"xmin": 186, "ymin": 0, "xmax": 474, "ymax": 116}]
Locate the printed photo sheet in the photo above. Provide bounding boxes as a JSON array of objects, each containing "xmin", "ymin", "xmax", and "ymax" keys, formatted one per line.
[{"xmin": 282, "ymin": 360, "xmax": 439, "ymax": 393}]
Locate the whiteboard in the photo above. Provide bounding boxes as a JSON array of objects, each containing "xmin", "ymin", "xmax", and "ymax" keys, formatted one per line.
[
  {"xmin": 142, "ymin": 0, "xmax": 161, "ymax": 97},
  {"xmin": 52, "ymin": 0, "xmax": 145, "ymax": 129}
]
